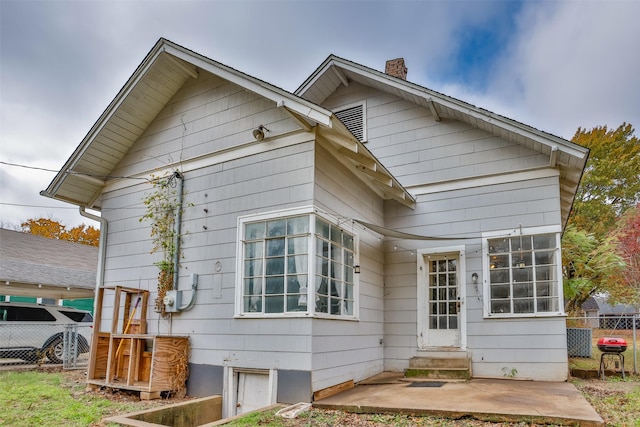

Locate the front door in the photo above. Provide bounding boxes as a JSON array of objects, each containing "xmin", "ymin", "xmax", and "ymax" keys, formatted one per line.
[{"xmin": 419, "ymin": 253, "xmax": 462, "ymax": 348}]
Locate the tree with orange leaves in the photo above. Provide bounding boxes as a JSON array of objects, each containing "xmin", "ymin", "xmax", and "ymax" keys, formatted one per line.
[{"xmin": 20, "ymin": 218, "xmax": 99, "ymax": 247}]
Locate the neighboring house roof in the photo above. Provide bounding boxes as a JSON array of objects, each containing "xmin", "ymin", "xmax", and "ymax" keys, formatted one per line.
[
  {"xmin": 295, "ymin": 55, "xmax": 590, "ymax": 226},
  {"xmin": 0, "ymin": 229, "xmax": 97, "ymax": 299},
  {"xmin": 582, "ymin": 295, "xmax": 639, "ymax": 315},
  {"xmin": 40, "ymin": 38, "xmax": 415, "ymax": 210}
]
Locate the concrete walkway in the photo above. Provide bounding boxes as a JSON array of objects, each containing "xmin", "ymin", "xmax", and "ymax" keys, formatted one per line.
[{"xmin": 313, "ymin": 373, "xmax": 603, "ymax": 426}]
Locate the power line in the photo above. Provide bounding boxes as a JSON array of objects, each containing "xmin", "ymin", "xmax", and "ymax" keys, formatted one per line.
[{"xmin": 0, "ymin": 161, "xmax": 147, "ymax": 181}]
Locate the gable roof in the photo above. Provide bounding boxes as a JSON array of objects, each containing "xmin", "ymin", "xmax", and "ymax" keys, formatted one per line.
[
  {"xmin": 296, "ymin": 55, "xmax": 590, "ymax": 225},
  {"xmin": 41, "ymin": 39, "xmax": 415, "ymax": 210},
  {"xmin": 0, "ymin": 229, "xmax": 97, "ymax": 299}
]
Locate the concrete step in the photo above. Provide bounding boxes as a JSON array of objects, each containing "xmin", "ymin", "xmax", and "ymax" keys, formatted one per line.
[
  {"xmin": 405, "ymin": 356, "xmax": 471, "ymax": 380},
  {"xmin": 409, "ymin": 356, "xmax": 470, "ymax": 369}
]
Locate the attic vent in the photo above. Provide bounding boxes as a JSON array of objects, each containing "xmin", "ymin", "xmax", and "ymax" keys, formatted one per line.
[{"xmin": 335, "ymin": 103, "xmax": 366, "ymax": 142}]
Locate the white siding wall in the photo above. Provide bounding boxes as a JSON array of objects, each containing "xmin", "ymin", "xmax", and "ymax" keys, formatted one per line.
[
  {"xmin": 321, "ymin": 82, "xmax": 569, "ymax": 381},
  {"xmin": 310, "ymin": 143, "xmax": 386, "ymax": 390},
  {"xmin": 100, "ymin": 71, "xmax": 320, "ymax": 373}
]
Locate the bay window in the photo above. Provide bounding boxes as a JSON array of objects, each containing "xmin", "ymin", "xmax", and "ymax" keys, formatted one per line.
[{"xmin": 237, "ymin": 208, "xmax": 357, "ymax": 318}]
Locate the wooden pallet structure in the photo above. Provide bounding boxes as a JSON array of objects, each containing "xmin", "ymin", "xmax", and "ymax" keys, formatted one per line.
[{"xmin": 87, "ymin": 286, "xmax": 189, "ymax": 399}]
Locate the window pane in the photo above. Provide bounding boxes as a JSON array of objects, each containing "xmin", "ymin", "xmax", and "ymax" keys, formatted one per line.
[
  {"xmin": 331, "ymin": 261, "xmax": 342, "ymax": 280},
  {"xmin": 266, "ymin": 276, "xmax": 284, "ymax": 294},
  {"xmin": 245, "ymin": 241, "xmax": 263, "ymax": 259},
  {"xmin": 287, "ymin": 295, "xmax": 305, "ymax": 312},
  {"xmin": 490, "ymin": 284, "xmax": 510, "ymax": 299},
  {"xmin": 245, "ymin": 222, "xmax": 265, "ymax": 240},
  {"xmin": 330, "ymin": 225, "xmax": 341, "ymax": 244},
  {"xmin": 266, "ymin": 238, "xmax": 285, "ymax": 257},
  {"xmin": 265, "ymin": 296, "xmax": 284, "ymax": 313},
  {"xmin": 343, "ymin": 234, "xmax": 354, "ymax": 250},
  {"xmin": 244, "ymin": 259, "xmax": 262, "ymax": 276},
  {"xmin": 288, "ymin": 237, "xmax": 308, "ymax": 255},
  {"xmin": 288, "ymin": 255, "xmax": 307, "ymax": 274},
  {"xmin": 513, "ymin": 282, "xmax": 533, "ymax": 298},
  {"xmin": 345, "ymin": 283, "xmax": 353, "ymax": 299},
  {"xmin": 267, "ymin": 219, "xmax": 286, "ymax": 237},
  {"xmin": 514, "ymin": 299, "xmax": 534, "ymax": 313},
  {"xmin": 316, "ymin": 295, "xmax": 328, "ymax": 313},
  {"xmin": 316, "ymin": 255, "xmax": 328, "ymax": 277},
  {"xmin": 512, "ymin": 253, "xmax": 532, "ymax": 268},
  {"xmin": 266, "ymin": 257, "xmax": 285, "ymax": 275},
  {"xmin": 449, "ymin": 316, "xmax": 458, "ymax": 329},
  {"xmin": 244, "ymin": 278, "xmax": 262, "ymax": 295},
  {"xmin": 491, "ymin": 300, "xmax": 510, "ymax": 313},
  {"xmin": 537, "ymin": 297, "xmax": 558, "ymax": 312},
  {"xmin": 533, "ymin": 234, "xmax": 555, "ymax": 249},
  {"xmin": 536, "ymin": 281, "xmax": 556, "ymax": 297},
  {"xmin": 510, "ymin": 236, "xmax": 531, "ymax": 251},
  {"xmin": 535, "ymin": 250, "xmax": 555, "ymax": 266},
  {"xmin": 490, "ymin": 269, "xmax": 509, "ymax": 284},
  {"xmin": 316, "ymin": 276, "xmax": 329, "ymax": 296},
  {"xmin": 344, "ymin": 265, "xmax": 353, "ymax": 284},
  {"xmin": 287, "ymin": 275, "xmax": 307, "ymax": 293},
  {"xmin": 287, "ymin": 216, "xmax": 309, "ymax": 234},
  {"xmin": 535, "ymin": 266, "xmax": 554, "ymax": 281},
  {"xmin": 344, "ymin": 300, "xmax": 354, "ymax": 315},
  {"xmin": 331, "ymin": 243, "xmax": 341, "ymax": 261},
  {"xmin": 316, "ymin": 217, "xmax": 330, "ymax": 239},
  {"xmin": 316, "ymin": 238, "xmax": 329, "ymax": 258},
  {"xmin": 512, "ymin": 267, "xmax": 532, "ymax": 283},
  {"xmin": 490, "ymin": 254, "xmax": 509, "ymax": 269},
  {"xmin": 429, "ymin": 315, "xmax": 438, "ymax": 329},
  {"xmin": 489, "ymin": 238, "xmax": 509, "ymax": 253},
  {"xmin": 244, "ymin": 296, "xmax": 261, "ymax": 312},
  {"xmin": 330, "ymin": 298, "xmax": 341, "ymax": 315},
  {"xmin": 448, "ymin": 302, "xmax": 457, "ymax": 315}
]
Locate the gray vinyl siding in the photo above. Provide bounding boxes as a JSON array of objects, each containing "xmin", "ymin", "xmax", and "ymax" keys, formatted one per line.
[
  {"xmin": 98, "ymin": 69, "xmax": 323, "ymax": 378},
  {"xmin": 382, "ymin": 177, "xmax": 567, "ymax": 380},
  {"xmin": 323, "ymin": 82, "xmax": 549, "ymax": 187},
  {"xmin": 320, "ymin": 81, "xmax": 568, "ymax": 380},
  {"xmin": 310, "ymin": 142, "xmax": 386, "ymax": 391}
]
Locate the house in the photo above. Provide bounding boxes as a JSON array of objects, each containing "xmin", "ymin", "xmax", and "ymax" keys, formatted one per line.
[
  {"xmin": 41, "ymin": 38, "xmax": 588, "ymax": 414},
  {"xmin": 582, "ymin": 295, "xmax": 639, "ymax": 329},
  {"xmin": 0, "ymin": 228, "xmax": 96, "ymax": 309}
]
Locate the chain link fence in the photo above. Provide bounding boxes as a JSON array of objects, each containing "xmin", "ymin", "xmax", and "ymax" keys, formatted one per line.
[
  {"xmin": 567, "ymin": 315, "xmax": 638, "ymax": 375},
  {"xmin": 0, "ymin": 323, "xmax": 92, "ymax": 369}
]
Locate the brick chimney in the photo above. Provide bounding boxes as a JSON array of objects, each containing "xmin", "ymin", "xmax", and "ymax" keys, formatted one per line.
[{"xmin": 385, "ymin": 58, "xmax": 407, "ymax": 80}]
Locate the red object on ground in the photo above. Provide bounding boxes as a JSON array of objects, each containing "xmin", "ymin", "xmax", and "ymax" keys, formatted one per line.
[{"xmin": 597, "ymin": 337, "xmax": 627, "ymax": 353}]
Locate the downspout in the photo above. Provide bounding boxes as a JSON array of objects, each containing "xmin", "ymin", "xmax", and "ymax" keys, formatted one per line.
[
  {"xmin": 172, "ymin": 171, "xmax": 184, "ymax": 292},
  {"xmin": 170, "ymin": 170, "xmax": 198, "ymax": 312},
  {"xmin": 80, "ymin": 207, "xmax": 107, "ymax": 313}
]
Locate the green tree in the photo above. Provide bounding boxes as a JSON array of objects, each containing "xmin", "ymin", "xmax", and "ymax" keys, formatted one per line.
[
  {"xmin": 569, "ymin": 123, "xmax": 640, "ymax": 238},
  {"xmin": 562, "ymin": 123, "xmax": 639, "ymax": 313}
]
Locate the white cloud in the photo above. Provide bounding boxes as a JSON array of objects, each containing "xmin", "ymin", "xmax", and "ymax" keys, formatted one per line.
[{"xmin": 486, "ymin": 1, "xmax": 640, "ymax": 138}]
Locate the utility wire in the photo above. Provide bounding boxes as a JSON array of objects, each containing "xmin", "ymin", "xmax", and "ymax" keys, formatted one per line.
[{"xmin": 0, "ymin": 161, "xmax": 147, "ymax": 181}]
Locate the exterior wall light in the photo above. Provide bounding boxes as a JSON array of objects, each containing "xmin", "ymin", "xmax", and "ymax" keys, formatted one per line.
[
  {"xmin": 252, "ymin": 125, "xmax": 270, "ymax": 141},
  {"xmin": 471, "ymin": 272, "xmax": 478, "ymax": 284}
]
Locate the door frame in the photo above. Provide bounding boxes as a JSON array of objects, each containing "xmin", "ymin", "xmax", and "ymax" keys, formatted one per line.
[{"xmin": 416, "ymin": 245, "xmax": 467, "ymax": 350}]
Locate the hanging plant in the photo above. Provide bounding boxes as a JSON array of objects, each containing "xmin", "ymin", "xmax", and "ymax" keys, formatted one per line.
[{"xmin": 140, "ymin": 171, "xmax": 183, "ymax": 316}]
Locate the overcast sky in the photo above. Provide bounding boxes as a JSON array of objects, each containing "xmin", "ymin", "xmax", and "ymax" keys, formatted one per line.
[{"xmin": 1, "ymin": 0, "xmax": 639, "ymax": 229}]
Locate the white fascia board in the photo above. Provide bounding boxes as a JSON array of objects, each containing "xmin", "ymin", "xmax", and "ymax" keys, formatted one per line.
[{"xmin": 162, "ymin": 43, "xmax": 333, "ymax": 128}]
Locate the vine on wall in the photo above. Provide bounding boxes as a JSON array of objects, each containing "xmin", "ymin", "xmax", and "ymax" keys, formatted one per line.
[{"xmin": 140, "ymin": 171, "xmax": 183, "ymax": 316}]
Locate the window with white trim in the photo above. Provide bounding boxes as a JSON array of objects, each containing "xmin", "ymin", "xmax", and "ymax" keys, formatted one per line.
[
  {"xmin": 238, "ymin": 209, "xmax": 357, "ymax": 318},
  {"xmin": 486, "ymin": 233, "xmax": 562, "ymax": 316}
]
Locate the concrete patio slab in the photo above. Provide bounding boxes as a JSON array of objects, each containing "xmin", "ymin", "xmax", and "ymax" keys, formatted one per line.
[{"xmin": 313, "ymin": 373, "xmax": 603, "ymax": 426}]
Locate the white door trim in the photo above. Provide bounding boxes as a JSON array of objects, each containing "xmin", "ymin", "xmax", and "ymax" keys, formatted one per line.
[{"xmin": 416, "ymin": 245, "xmax": 467, "ymax": 350}]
